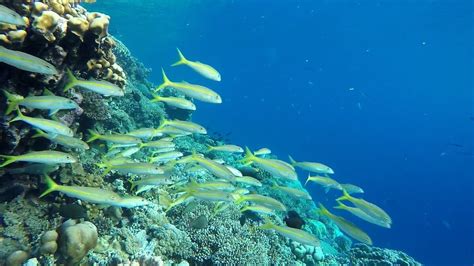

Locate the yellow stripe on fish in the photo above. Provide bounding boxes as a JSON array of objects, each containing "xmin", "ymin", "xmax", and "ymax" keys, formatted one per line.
[
  {"xmin": 63, "ymin": 69, "xmax": 124, "ymax": 96},
  {"xmin": 171, "ymin": 48, "xmax": 221, "ymax": 82},
  {"xmin": 0, "ymin": 46, "xmax": 57, "ymax": 75}
]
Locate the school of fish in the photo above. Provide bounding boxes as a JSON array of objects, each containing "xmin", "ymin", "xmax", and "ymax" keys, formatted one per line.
[{"xmin": 0, "ymin": 4, "xmax": 392, "ymax": 248}]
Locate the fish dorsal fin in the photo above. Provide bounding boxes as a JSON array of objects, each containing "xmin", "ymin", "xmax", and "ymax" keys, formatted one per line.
[{"xmin": 43, "ymin": 88, "xmax": 54, "ymax": 96}]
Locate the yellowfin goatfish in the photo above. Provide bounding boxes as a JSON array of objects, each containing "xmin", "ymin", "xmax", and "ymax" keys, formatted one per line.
[
  {"xmin": 155, "ymin": 69, "xmax": 222, "ymax": 104},
  {"xmin": 0, "ymin": 4, "xmax": 26, "ymax": 26},
  {"xmin": 180, "ymin": 154, "xmax": 235, "ymax": 180},
  {"xmin": 0, "ymin": 46, "xmax": 58, "ymax": 75},
  {"xmin": 127, "ymin": 128, "xmax": 163, "ymax": 140},
  {"xmin": 340, "ymin": 183, "xmax": 364, "ymax": 194},
  {"xmin": 233, "ymin": 176, "xmax": 262, "ymax": 187},
  {"xmin": 185, "ymin": 179, "xmax": 235, "ymax": 192},
  {"xmin": 271, "ymin": 183, "xmax": 312, "ymax": 200},
  {"xmin": 5, "ymin": 163, "xmax": 59, "ymax": 175},
  {"xmin": 140, "ymin": 140, "xmax": 175, "ymax": 149},
  {"xmin": 318, "ymin": 203, "xmax": 373, "ymax": 245},
  {"xmin": 155, "ymin": 126, "xmax": 192, "ymax": 137},
  {"xmin": 151, "ymin": 95, "xmax": 196, "ymax": 111},
  {"xmin": 289, "ymin": 155, "xmax": 334, "ymax": 174},
  {"xmin": 334, "ymin": 201, "xmax": 390, "ymax": 228},
  {"xmin": 305, "ymin": 175, "xmax": 342, "ymax": 190},
  {"xmin": 87, "ymin": 130, "xmax": 142, "ymax": 144},
  {"xmin": 0, "ymin": 150, "xmax": 77, "ymax": 167},
  {"xmin": 254, "ymin": 147, "xmax": 271, "ymax": 156},
  {"xmin": 243, "ymin": 147, "xmax": 297, "ymax": 181},
  {"xmin": 130, "ymin": 176, "xmax": 173, "ymax": 190},
  {"xmin": 186, "ymin": 189, "xmax": 235, "ymax": 202},
  {"xmin": 240, "ymin": 204, "xmax": 275, "ymax": 216},
  {"xmin": 96, "ymin": 162, "xmax": 164, "ymax": 176},
  {"xmin": 3, "ymin": 90, "xmax": 79, "ymax": 116},
  {"xmin": 171, "ymin": 48, "xmax": 221, "ymax": 81},
  {"xmin": 40, "ymin": 175, "xmax": 150, "ymax": 208},
  {"xmin": 207, "ymin": 144, "xmax": 244, "ymax": 153},
  {"xmin": 160, "ymin": 118, "xmax": 207, "ymax": 134},
  {"xmin": 225, "ymin": 165, "xmax": 242, "ymax": 176},
  {"xmin": 234, "ymin": 193, "xmax": 287, "ymax": 212},
  {"xmin": 10, "ymin": 110, "xmax": 73, "ymax": 137},
  {"xmin": 116, "ymin": 146, "xmax": 141, "ymax": 157},
  {"xmin": 337, "ymin": 190, "xmax": 392, "ymax": 226},
  {"xmin": 63, "ymin": 69, "xmax": 124, "ymax": 96},
  {"xmin": 32, "ymin": 130, "xmax": 89, "ymax": 150},
  {"xmin": 150, "ymin": 151, "xmax": 183, "ymax": 164},
  {"xmin": 258, "ymin": 218, "xmax": 320, "ymax": 247}
]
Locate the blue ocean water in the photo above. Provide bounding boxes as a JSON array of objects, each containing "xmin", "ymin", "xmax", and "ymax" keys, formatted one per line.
[{"xmin": 89, "ymin": 1, "xmax": 473, "ymax": 264}]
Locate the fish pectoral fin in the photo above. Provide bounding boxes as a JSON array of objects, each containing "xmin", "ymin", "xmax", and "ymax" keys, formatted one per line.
[{"xmin": 49, "ymin": 109, "xmax": 60, "ymax": 116}]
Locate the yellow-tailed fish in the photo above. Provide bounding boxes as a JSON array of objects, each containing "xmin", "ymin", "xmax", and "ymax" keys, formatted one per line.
[
  {"xmin": 185, "ymin": 179, "xmax": 235, "ymax": 192},
  {"xmin": 106, "ymin": 156, "xmax": 134, "ymax": 166},
  {"xmin": 127, "ymin": 128, "xmax": 163, "ymax": 139},
  {"xmin": 32, "ymin": 129, "xmax": 89, "ymax": 150},
  {"xmin": 155, "ymin": 69, "xmax": 222, "ymax": 103},
  {"xmin": 271, "ymin": 183, "xmax": 312, "ymax": 200},
  {"xmin": 305, "ymin": 175, "xmax": 342, "ymax": 191},
  {"xmin": 0, "ymin": 5, "xmax": 26, "ymax": 26},
  {"xmin": 0, "ymin": 46, "xmax": 57, "ymax": 75},
  {"xmin": 337, "ymin": 189, "xmax": 392, "ymax": 225},
  {"xmin": 225, "ymin": 165, "xmax": 242, "ymax": 177},
  {"xmin": 254, "ymin": 147, "xmax": 271, "ymax": 156},
  {"xmin": 155, "ymin": 126, "xmax": 192, "ymax": 137},
  {"xmin": 212, "ymin": 158, "xmax": 225, "ymax": 164},
  {"xmin": 240, "ymin": 204, "xmax": 275, "ymax": 216},
  {"xmin": 187, "ymin": 189, "xmax": 235, "ymax": 202},
  {"xmin": 5, "ymin": 163, "xmax": 59, "ymax": 175},
  {"xmin": 258, "ymin": 217, "xmax": 320, "ymax": 247},
  {"xmin": 130, "ymin": 175, "xmax": 173, "ymax": 191},
  {"xmin": 87, "ymin": 130, "xmax": 142, "ymax": 144},
  {"xmin": 116, "ymin": 146, "xmax": 140, "ymax": 157},
  {"xmin": 3, "ymin": 90, "xmax": 78, "ymax": 116},
  {"xmin": 160, "ymin": 118, "xmax": 207, "ymax": 134},
  {"xmin": 10, "ymin": 109, "xmax": 73, "ymax": 137},
  {"xmin": 40, "ymin": 175, "xmax": 150, "ymax": 208},
  {"xmin": 334, "ymin": 201, "xmax": 390, "ymax": 228},
  {"xmin": 150, "ymin": 151, "xmax": 183, "ymax": 163},
  {"xmin": 96, "ymin": 161, "xmax": 164, "ymax": 176},
  {"xmin": 151, "ymin": 95, "xmax": 196, "ymax": 111},
  {"xmin": 340, "ymin": 183, "xmax": 364, "ymax": 194},
  {"xmin": 233, "ymin": 188, "xmax": 250, "ymax": 196},
  {"xmin": 114, "ymin": 196, "xmax": 152, "ymax": 208},
  {"xmin": 233, "ymin": 176, "xmax": 262, "ymax": 187},
  {"xmin": 235, "ymin": 193, "xmax": 287, "ymax": 212},
  {"xmin": 140, "ymin": 140, "xmax": 175, "ymax": 149},
  {"xmin": 150, "ymin": 147, "xmax": 176, "ymax": 155},
  {"xmin": 289, "ymin": 155, "xmax": 334, "ymax": 174},
  {"xmin": 207, "ymin": 144, "xmax": 244, "ymax": 153},
  {"xmin": 318, "ymin": 203, "xmax": 373, "ymax": 245},
  {"xmin": 243, "ymin": 147, "xmax": 297, "ymax": 181},
  {"xmin": 185, "ymin": 154, "xmax": 235, "ymax": 180},
  {"xmin": 63, "ymin": 69, "xmax": 124, "ymax": 96},
  {"xmin": 171, "ymin": 48, "xmax": 221, "ymax": 81}
]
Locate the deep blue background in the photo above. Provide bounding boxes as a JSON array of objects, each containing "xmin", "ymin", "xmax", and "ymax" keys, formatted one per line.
[{"xmin": 89, "ymin": 1, "xmax": 473, "ymax": 264}]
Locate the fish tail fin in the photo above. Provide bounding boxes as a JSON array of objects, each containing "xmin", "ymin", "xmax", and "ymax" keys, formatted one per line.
[
  {"xmin": 63, "ymin": 68, "xmax": 78, "ymax": 92},
  {"xmin": 155, "ymin": 68, "xmax": 171, "ymax": 92},
  {"xmin": 86, "ymin": 129, "xmax": 101, "ymax": 143},
  {"xmin": 39, "ymin": 175, "xmax": 59, "ymax": 198},
  {"xmin": 151, "ymin": 95, "xmax": 161, "ymax": 103},
  {"xmin": 257, "ymin": 217, "xmax": 274, "ymax": 230},
  {"xmin": 206, "ymin": 145, "xmax": 214, "ymax": 152},
  {"xmin": 288, "ymin": 155, "xmax": 297, "ymax": 165},
  {"xmin": 333, "ymin": 200, "xmax": 347, "ymax": 210},
  {"xmin": 158, "ymin": 117, "xmax": 169, "ymax": 129},
  {"xmin": 304, "ymin": 174, "xmax": 312, "ymax": 186},
  {"xmin": 2, "ymin": 90, "xmax": 22, "ymax": 115},
  {"xmin": 0, "ymin": 155, "xmax": 17, "ymax": 168},
  {"xmin": 241, "ymin": 147, "xmax": 255, "ymax": 164},
  {"xmin": 317, "ymin": 203, "xmax": 330, "ymax": 217},
  {"xmin": 171, "ymin": 48, "xmax": 188, "ymax": 67},
  {"xmin": 9, "ymin": 108, "xmax": 25, "ymax": 123},
  {"xmin": 129, "ymin": 179, "xmax": 137, "ymax": 190},
  {"xmin": 336, "ymin": 189, "xmax": 352, "ymax": 202},
  {"xmin": 32, "ymin": 129, "xmax": 47, "ymax": 139}
]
